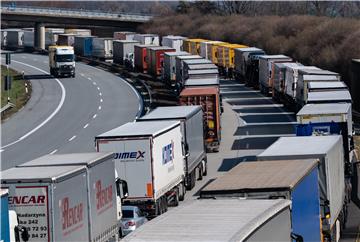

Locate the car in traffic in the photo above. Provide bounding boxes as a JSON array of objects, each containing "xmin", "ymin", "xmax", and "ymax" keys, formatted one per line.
[{"xmin": 121, "ymin": 206, "xmax": 148, "ymax": 236}]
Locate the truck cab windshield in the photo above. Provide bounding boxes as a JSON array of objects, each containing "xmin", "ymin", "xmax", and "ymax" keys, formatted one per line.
[{"xmin": 55, "ymin": 54, "xmax": 74, "ymax": 62}]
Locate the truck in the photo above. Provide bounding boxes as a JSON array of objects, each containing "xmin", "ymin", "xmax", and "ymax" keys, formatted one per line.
[
  {"xmin": 147, "ymin": 46, "xmax": 175, "ymax": 76},
  {"xmin": 133, "ymin": 34, "xmax": 159, "ymax": 45},
  {"xmin": 113, "ymin": 40, "xmax": 140, "ymax": 68},
  {"xmin": 258, "ymin": 55, "xmax": 292, "ymax": 95},
  {"xmin": 1, "ymin": 189, "xmax": 29, "ymax": 242},
  {"xmin": 1, "ymin": 165, "xmax": 91, "ymax": 241},
  {"xmin": 296, "ymin": 103, "xmax": 354, "ymax": 165},
  {"xmin": 113, "ymin": 31, "xmax": 136, "ymax": 41},
  {"xmin": 161, "ymin": 35, "xmax": 186, "ymax": 52},
  {"xmin": 23, "ymin": 29, "xmax": 34, "ymax": 50},
  {"xmin": 163, "ymin": 51, "xmax": 190, "ymax": 85},
  {"xmin": 200, "ymin": 159, "xmax": 322, "ymax": 242},
  {"xmin": 184, "ymin": 77, "xmax": 219, "ymax": 88},
  {"xmin": 175, "ymin": 55, "xmax": 203, "ymax": 88},
  {"xmin": 57, "ymin": 34, "xmax": 76, "ymax": 47},
  {"xmin": 181, "ymin": 58, "xmax": 213, "ymax": 82},
  {"xmin": 234, "ymin": 47, "xmax": 265, "ymax": 84},
  {"xmin": 5, "ymin": 29, "xmax": 24, "ymax": 49},
  {"xmin": 217, "ymin": 43, "xmax": 248, "ymax": 78},
  {"xmin": 257, "ymin": 135, "xmax": 349, "ymax": 241},
  {"xmin": 95, "ymin": 121, "xmax": 185, "ymax": 217},
  {"xmin": 199, "ymin": 40, "xmax": 222, "ymax": 60},
  {"xmin": 123, "ymin": 199, "xmax": 294, "ymax": 242},
  {"xmin": 92, "ymin": 37, "xmax": 113, "ymax": 59},
  {"xmin": 134, "ymin": 44, "xmax": 156, "ymax": 73},
  {"xmin": 179, "ymin": 86, "xmax": 221, "ymax": 152},
  {"xmin": 17, "ymin": 152, "xmax": 129, "ymax": 240},
  {"xmin": 137, "ymin": 106, "xmax": 207, "ymax": 190},
  {"xmin": 182, "ymin": 38, "xmax": 207, "ymax": 55},
  {"xmin": 48, "ymin": 45, "xmax": 75, "ymax": 77}
]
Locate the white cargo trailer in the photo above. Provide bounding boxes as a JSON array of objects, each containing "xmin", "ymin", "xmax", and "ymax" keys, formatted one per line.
[
  {"xmin": 234, "ymin": 47, "xmax": 265, "ymax": 79},
  {"xmin": 163, "ymin": 51, "xmax": 190, "ymax": 85},
  {"xmin": 137, "ymin": 106, "xmax": 207, "ymax": 190},
  {"xmin": 175, "ymin": 55, "xmax": 202, "ymax": 85},
  {"xmin": 200, "ymin": 41, "xmax": 222, "ymax": 60},
  {"xmin": 17, "ymin": 152, "xmax": 127, "ymax": 240},
  {"xmin": 307, "ymin": 90, "xmax": 351, "ymax": 104},
  {"xmin": 308, "ymin": 81, "xmax": 347, "ymax": 92},
  {"xmin": 161, "ymin": 35, "xmax": 186, "ymax": 52},
  {"xmin": 95, "ymin": 121, "xmax": 185, "ymax": 217},
  {"xmin": 133, "ymin": 34, "xmax": 159, "ymax": 45},
  {"xmin": 92, "ymin": 37, "xmax": 113, "ymax": 59},
  {"xmin": 258, "ymin": 135, "xmax": 348, "ymax": 239},
  {"xmin": 1, "ymin": 166, "xmax": 90, "ymax": 242},
  {"xmin": 123, "ymin": 199, "xmax": 292, "ymax": 242},
  {"xmin": 5, "ymin": 29, "xmax": 24, "ymax": 48}
]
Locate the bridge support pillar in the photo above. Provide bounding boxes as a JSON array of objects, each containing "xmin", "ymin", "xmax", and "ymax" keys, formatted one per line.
[{"xmin": 35, "ymin": 23, "xmax": 45, "ymax": 50}]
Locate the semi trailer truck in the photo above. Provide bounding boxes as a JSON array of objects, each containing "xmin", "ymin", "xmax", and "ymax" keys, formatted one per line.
[{"xmin": 48, "ymin": 45, "xmax": 75, "ymax": 77}]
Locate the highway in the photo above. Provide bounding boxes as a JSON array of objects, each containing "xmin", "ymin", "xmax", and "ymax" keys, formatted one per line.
[{"xmin": 1, "ymin": 53, "xmax": 141, "ymax": 171}]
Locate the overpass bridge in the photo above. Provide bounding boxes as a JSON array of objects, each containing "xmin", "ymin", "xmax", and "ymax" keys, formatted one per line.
[{"xmin": 1, "ymin": 5, "xmax": 154, "ymax": 48}]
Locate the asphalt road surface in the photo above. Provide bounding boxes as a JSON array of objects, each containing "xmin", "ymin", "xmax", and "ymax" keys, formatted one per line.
[{"xmin": 1, "ymin": 53, "xmax": 141, "ymax": 170}]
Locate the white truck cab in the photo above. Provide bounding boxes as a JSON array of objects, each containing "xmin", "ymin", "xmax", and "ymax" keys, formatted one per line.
[{"xmin": 49, "ymin": 45, "xmax": 75, "ymax": 77}]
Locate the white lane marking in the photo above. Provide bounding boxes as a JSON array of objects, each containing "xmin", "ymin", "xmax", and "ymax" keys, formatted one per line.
[
  {"xmin": 80, "ymin": 73, "xmax": 85, "ymax": 77},
  {"xmin": 49, "ymin": 149, "xmax": 57, "ymax": 154},
  {"xmin": 98, "ymin": 106, "xmax": 102, "ymax": 110},
  {"xmin": 97, "ymin": 87, "xmax": 100, "ymax": 91},
  {"xmin": 88, "ymin": 77, "xmax": 92, "ymax": 80},
  {"xmin": 0, "ymin": 149, "xmax": 4, "ymax": 153},
  {"xmin": 100, "ymin": 99, "xmax": 103, "ymax": 103},
  {"xmin": 68, "ymin": 135, "xmax": 76, "ymax": 142},
  {"xmin": 99, "ymin": 92, "xmax": 102, "ymax": 96},
  {"xmin": 93, "ymin": 114, "xmax": 97, "ymax": 119},
  {"xmin": 83, "ymin": 123, "xmax": 89, "ymax": 129},
  {"xmin": 93, "ymin": 81, "xmax": 97, "ymax": 85},
  {"xmin": 1, "ymin": 60, "xmax": 66, "ymax": 149}
]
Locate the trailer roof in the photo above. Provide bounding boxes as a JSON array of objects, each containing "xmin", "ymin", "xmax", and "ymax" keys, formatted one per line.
[
  {"xmin": 149, "ymin": 46, "xmax": 175, "ymax": 51},
  {"xmin": 17, "ymin": 152, "xmax": 114, "ymax": 168},
  {"xmin": 185, "ymin": 78, "xmax": 219, "ymax": 86},
  {"xmin": 162, "ymin": 35, "xmax": 186, "ymax": 40},
  {"xmin": 201, "ymin": 159, "xmax": 319, "ymax": 196},
  {"xmin": 183, "ymin": 59, "xmax": 212, "ymax": 64},
  {"xmin": 1, "ymin": 166, "xmax": 86, "ymax": 184},
  {"xmin": 1, "ymin": 189, "xmax": 8, "ymax": 197},
  {"xmin": 96, "ymin": 120, "xmax": 180, "ymax": 139},
  {"xmin": 123, "ymin": 199, "xmax": 291, "ymax": 242},
  {"xmin": 180, "ymin": 86, "xmax": 219, "ymax": 96},
  {"xmin": 134, "ymin": 44, "xmax": 157, "ymax": 48},
  {"xmin": 308, "ymin": 81, "xmax": 347, "ymax": 89},
  {"xmin": 259, "ymin": 55, "xmax": 290, "ymax": 60},
  {"xmin": 176, "ymin": 55, "xmax": 202, "ymax": 60},
  {"xmin": 299, "ymin": 69, "xmax": 339, "ymax": 76},
  {"xmin": 187, "ymin": 64, "xmax": 217, "ymax": 70},
  {"xmin": 164, "ymin": 51, "xmax": 189, "ymax": 56},
  {"xmin": 138, "ymin": 106, "xmax": 202, "ymax": 120},
  {"xmin": 188, "ymin": 69, "xmax": 219, "ymax": 75},
  {"xmin": 258, "ymin": 136, "xmax": 341, "ymax": 158},
  {"xmin": 297, "ymin": 103, "xmax": 351, "ymax": 116},
  {"xmin": 113, "ymin": 40, "xmax": 140, "ymax": 44},
  {"xmin": 303, "ymin": 75, "xmax": 339, "ymax": 81},
  {"xmin": 235, "ymin": 47, "xmax": 264, "ymax": 53},
  {"xmin": 307, "ymin": 90, "xmax": 351, "ymax": 102}
]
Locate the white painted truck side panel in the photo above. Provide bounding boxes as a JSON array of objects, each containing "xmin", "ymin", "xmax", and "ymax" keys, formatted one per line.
[{"xmin": 152, "ymin": 125, "xmax": 185, "ymax": 200}]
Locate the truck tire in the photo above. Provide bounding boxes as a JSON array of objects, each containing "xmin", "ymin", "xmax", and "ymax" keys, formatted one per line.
[
  {"xmin": 173, "ymin": 187, "xmax": 179, "ymax": 206},
  {"xmin": 161, "ymin": 196, "xmax": 168, "ymax": 213},
  {"xmin": 179, "ymin": 182, "xmax": 185, "ymax": 201},
  {"xmin": 119, "ymin": 228, "xmax": 123, "ymax": 238},
  {"xmin": 156, "ymin": 200, "xmax": 162, "ymax": 216},
  {"xmin": 72, "ymin": 73, "xmax": 75, "ymax": 78},
  {"xmin": 197, "ymin": 165, "xmax": 203, "ymax": 181}
]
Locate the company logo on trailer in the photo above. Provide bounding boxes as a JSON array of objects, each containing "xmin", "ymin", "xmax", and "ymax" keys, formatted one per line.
[
  {"xmin": 162, "ymin": 140, "xmax": 174, "ymax": 165},
  {"xmin": 61, "ymin": 197, "xmax": 84, "ymax": 231},
  {"xmin": 96, "ymin": 180, "xmax": 113, "ymax": 214},
  {"xmin": 8, "ymin": 195, "xmax": 46, "ymax": 206},
  {"xmin": 114, "ymin": 150, "xmax": 145, "ymax": 162}
]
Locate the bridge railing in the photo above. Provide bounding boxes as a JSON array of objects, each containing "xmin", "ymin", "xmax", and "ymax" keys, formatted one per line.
[{"xmin": 1, "ymin": 5, "xmax": 154, "ymax": 22}]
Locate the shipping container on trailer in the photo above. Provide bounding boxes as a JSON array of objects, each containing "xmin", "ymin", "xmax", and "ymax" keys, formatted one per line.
[
  {"xmin": 258, "ymin": 55, "xmax": 292, "ymax": 95},
  {"xmin": 201, "ymin": 159, "xmax": 322, "ymax": 242},
  {"xmin": 123, "ymin": 199, "xmax": 293, "ymax": 242},
  {"xmin": 175, "ymin": 55, "xmax": 203, "ymax": 86},
  {"xmin": 1, "ymin": 165, "xmax": 90, "ymax": 242},
  {"xmin": 64, "ymin": 29, "xmax": 91, "ymax": 36},
  {"xmin": 92, "ymin": 37, "xmax": 113, "ymax": 59},
  {"xmin": 163, "ymin": 51, "xmax": 190, "ymax": 85},
  {"xmin": 57, "ymin": 34, "xmax": 76, "ymax": 46},
  {"xmin": 296, "ymin": 74, "xmax": 341, "ymax": 106},
  {"xmin": 5, "ymin": 29, "xmax": 24, "ymax": 49},
  {"xmin": 161, "ymin": 35, "xmax": 186, "ymax": 52},
  {"xmin": 147, "ymin": 46, "xmax": 175, "ymax": 76},
  {"xmin": 134, "ymin": 44, "xmax": 156, "ymax": 73},
  {"xmin": 95, "ymin": 121, "xmax": 185, "ymax": 217},
  {"xmin": 133, "ymin": 34, "xmax": 159, "ymax": 45},
  {"xmin": 179, "ymin": 86, "xmax": 221, "ymax": 152},
  {"xmin": 257, "ymin": 135, "xmax": 347, "ymax": 241},
  {"xmin": 308, "ymin": 81, "xmax": 347, "ymax": 92},
  {"xmin": 200, "ymin": 40, "xmax": 222, "ymax": 60},
  {"xmin": 113, "ymin": 40, "xmax": 140, "ymax": 66},
  {"xmin": 296, "ymin": 103, "xmax": 353, "ymax": 165},
  {"xmin": 23, "ymin": 30, "xmax": 34, "ymax": 49},
  {"xmin": 74, "ymin": 36, "xmax": 95, "ymax": 57},
  {"xmin": 113, "ymin": 31, "xmax": 136, "ymax": 41},
  {"xmin": 307, "ymin": 90, "xmax": 352, "ymax": 105},
  {"xmin": 182, "ymin": 38, "xmax": 207, "ymax": 55},
  {"xmin": 234, "ymin": 47, "xmax": 265, "ymax": 82},
  {"xmin": 17, "ymin": 153, "xmax": 124, "ymax": 242},
  {"xmin": 137, "ymin": 106, "xmax": 207, "ymax": 190},
  {"xmin": 45, "ymin": 28, "xmax": 64, "ymax": 49}
]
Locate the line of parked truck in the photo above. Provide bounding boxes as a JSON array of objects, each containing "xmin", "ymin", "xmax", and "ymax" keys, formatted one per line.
[{"xmin": 1, "ymin": 28, "xmax": 358, "ymax": 241}]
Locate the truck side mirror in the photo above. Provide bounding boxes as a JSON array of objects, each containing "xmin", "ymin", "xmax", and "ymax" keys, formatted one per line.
[{"xmin": 116, "ymin": 178, "xmax": 129, "ymax": 199}]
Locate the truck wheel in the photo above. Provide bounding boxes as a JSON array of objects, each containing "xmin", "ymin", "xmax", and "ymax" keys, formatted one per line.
[
  {"xmin": 173, "ymin": 187, "xmax": 179, "ymax": 206},
  {"xmin": 161, "ymin": 196, "xmax": 168, "ymax": 213},
  {"xmin": 156, "ymin": 200, "xmax": 162, "ymax": 216},
  {"xmin": 119, "ymin": 228, "xmax": 123, "ymax": 238},
  {"xmin": 179, "ymin": 183, "xmax": 185, "ymax": 201},
  {"xmin": 202, "ymin": 160, "xmax": 208, "ymax": 176},
  {"xmin": 72, "ymin": 73, "xmax": 75, "ymax": 78},
  {"xmin": 197, "ymin": 165, "xmax": 203, "ymax": 181}
]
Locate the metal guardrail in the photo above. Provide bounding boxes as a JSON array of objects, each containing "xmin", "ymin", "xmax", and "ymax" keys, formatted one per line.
[
  {"xmin": 0, "ymin": 103, "xmax": 15, "ymax": 114},
  {"xmin": 1, "ymin": 5, "xmax": 154, "ymax": 22}
]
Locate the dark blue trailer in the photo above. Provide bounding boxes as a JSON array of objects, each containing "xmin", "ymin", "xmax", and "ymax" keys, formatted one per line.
[
  {"xmin": 200, "ymin": 159, "xmax": 321, "ymax": 242},
  {"xmin": 74, "ymin": 36, "xmax": 95, "ymax": 57}
]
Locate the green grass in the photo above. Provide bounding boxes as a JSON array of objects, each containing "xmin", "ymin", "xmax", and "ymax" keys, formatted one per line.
[{"xmin": 1, "ymin": 65, "xmax": 31, "ymax": 120}]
